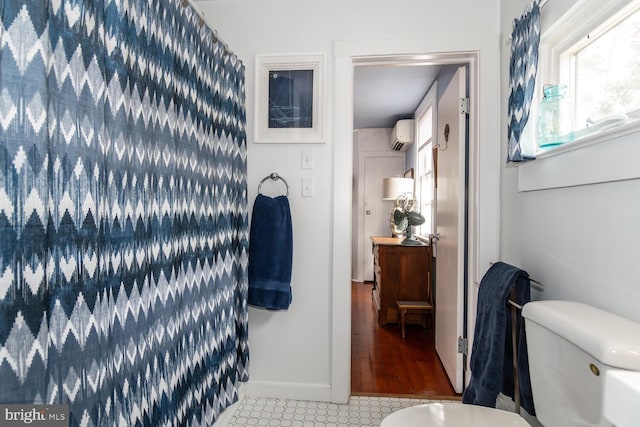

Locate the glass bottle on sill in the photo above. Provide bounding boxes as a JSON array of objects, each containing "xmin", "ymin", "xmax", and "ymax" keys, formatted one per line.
[{"xmin": 537, "ymin": 84, "xmax": 575, "ymax": 150}]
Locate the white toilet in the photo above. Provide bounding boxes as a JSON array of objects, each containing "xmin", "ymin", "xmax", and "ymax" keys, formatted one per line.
[{"xmin": 381, "ymin": 300, "xmax": 640, "ymax": 426}]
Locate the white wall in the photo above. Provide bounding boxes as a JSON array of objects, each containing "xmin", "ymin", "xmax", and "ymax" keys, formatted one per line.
[
  {"xmin": 499, "ymin": 0, "xmax": 640, "ymax": 322},
  {"xmin": 197, "ymin": 0, "xmax": 501, "ymax": 401}
]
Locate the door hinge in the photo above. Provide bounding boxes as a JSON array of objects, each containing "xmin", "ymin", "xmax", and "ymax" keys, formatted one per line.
[
  {"xmin": 458, "ymin": 336, "xmax": 468, "ymax": 355},
  {"xmin": 459, "ymin": 97, "xmax": 470, "ymax": 115}
]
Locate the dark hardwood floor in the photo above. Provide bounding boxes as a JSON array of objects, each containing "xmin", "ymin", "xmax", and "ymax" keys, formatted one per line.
[{"xmin": 351, "ymin": 281, "xmax": 460, "ymax": 400}]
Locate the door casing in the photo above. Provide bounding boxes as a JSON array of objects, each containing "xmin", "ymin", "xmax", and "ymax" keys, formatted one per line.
[{"xmin": 332, "ymin": 38, "xmax": 501, "ymax": 403}]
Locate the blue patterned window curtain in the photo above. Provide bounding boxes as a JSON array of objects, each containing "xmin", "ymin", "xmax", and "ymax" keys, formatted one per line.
[
  {"xmin": 0, "ymin": 0, "xmax": 249, "ymax": 425},
  {"xmin": 507, "ymin": 0, "xmax": 541, "ymax": 162}
]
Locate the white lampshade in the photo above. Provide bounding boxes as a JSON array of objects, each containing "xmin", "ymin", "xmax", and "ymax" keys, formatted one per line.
[{"xmin": 382, "ymin": 177, "xmax": 414, "ymax": 200}]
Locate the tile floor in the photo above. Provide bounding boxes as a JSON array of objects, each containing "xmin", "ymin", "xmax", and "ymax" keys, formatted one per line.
[{"xmin": 226, "ymin": 395, "xmax": 458, "ymax": 427}]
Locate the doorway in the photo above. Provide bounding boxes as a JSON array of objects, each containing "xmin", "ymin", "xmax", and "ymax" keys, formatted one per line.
[
  {"xmin": 331, "ymin": 39, "xmax": 501, "ymax": 404},
  {"xmin": 351, "ymin": 61, "xmax": 466, "ymax": 398}
]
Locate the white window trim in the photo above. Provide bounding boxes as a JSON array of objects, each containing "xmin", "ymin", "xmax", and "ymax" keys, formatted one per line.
[
  {"xmin": 540, "ymin": 0, "xmax": 634, "ymax": 84},
  {"xmin": 413, "ymin": 81, "xmax": 438, "ymax": 240},
  {"xmin": 518, "ymin": 0, "xmax": 640, "ymax": 191}
]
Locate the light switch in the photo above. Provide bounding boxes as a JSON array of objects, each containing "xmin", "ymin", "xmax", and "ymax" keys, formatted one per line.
[
  {"xmin": 302, "ymin": 177, "xmax": 313, "ymax": 197},
  {"xmin": 301, "ymin": 150, "xmax": 313, "ymax": 170}
]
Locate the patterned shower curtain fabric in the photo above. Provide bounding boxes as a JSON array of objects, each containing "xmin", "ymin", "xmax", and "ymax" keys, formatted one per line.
[
  {"xmin": 507, "ymin": 0, "xmax": 541, "ymax": 162},
  {"xmin": 0, "ymin": 0, "xmax": 249, "ymax": 425}
]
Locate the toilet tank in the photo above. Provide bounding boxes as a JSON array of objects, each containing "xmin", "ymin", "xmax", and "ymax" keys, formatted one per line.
[{"xmin": 522, "ymin": 301, "xmax": 640, "ymax": 427}]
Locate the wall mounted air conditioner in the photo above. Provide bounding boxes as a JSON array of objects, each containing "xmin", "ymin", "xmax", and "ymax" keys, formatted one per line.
[{"xmin": 390, "ymin": 119, "xmax": 415, "ymax": 152}]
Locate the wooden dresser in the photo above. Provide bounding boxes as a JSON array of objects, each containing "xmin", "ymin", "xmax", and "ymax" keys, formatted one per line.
[{"xmin": 371, "ymin": 236, "xmax": 430, "ymax": 325}]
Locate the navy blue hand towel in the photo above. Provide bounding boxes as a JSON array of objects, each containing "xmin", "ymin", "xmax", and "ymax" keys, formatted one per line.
[
  {"xmin": 462, "ymin": 262, "xmax": 535, "ymax": 415},
  {"xmin": 248, "ymin": 194, "xmax": 293, "ymax": 310}
]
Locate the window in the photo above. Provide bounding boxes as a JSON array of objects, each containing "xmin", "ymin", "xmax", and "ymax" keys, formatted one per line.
[
  {"xmin": 416, "ymin": 114, "xmax": 433, "ymax": 236},
  {"xmin": 563, "ymin": 1, "xmax": 640, "ymax": 130},
  {"xmin": 519, "ymin": 0, "xmax": 640, "ymax": 191},
  {"xmin": 540, "ymin": 0, "xmax": 640, "ymax": 143},
  {"xmin": 413, "ymin": 82, "xmax": 437, "ymax": 237}
]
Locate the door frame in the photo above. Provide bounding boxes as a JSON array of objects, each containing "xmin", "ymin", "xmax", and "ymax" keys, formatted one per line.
[{"xmin": 331, "ymin": 38, "xmax": 501, "ymax": 403}]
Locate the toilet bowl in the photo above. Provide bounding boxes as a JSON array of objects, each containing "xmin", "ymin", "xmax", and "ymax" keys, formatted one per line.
[{"xmin": 381, "ymin": 402, "xmax": 530, "ymax": 426}]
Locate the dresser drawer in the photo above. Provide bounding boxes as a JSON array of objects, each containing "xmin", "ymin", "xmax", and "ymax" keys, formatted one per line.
[{"xmin": 370, "ymin": 237, "xmax": 430, "ymax": 326}]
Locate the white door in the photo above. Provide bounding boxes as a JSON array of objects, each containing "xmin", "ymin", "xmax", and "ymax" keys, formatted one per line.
[
  {"xmin": 434, "ymin": 66, "xmax": 467, "ymax": 393},
  {"xmin": 362, "ymin": 155, "xmax": 403, "ymax": 281}
]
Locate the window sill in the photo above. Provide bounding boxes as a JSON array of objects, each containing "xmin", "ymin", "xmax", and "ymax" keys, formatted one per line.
[{"xmin": 518, "ymin": 120, "xmax": 640, "ymax": 192}]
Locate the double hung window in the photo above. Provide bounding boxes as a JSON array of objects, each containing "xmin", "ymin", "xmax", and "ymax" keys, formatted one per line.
[
  {"xmin": 413, "ymin": 83, "xmax": 437, "ymax": 237},
  {"xmin": 541, "ymin": 0, "xmax": 640, "ymax": 141}
]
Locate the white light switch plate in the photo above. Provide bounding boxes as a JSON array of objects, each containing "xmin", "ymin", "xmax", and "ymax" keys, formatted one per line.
[
  {"xmin": 301, "ymin": 150, "xmax": 313, "ymax": 170},
  {"xmin": 302, "ymin": 177, "xmax": 313, "ymax": 197}
]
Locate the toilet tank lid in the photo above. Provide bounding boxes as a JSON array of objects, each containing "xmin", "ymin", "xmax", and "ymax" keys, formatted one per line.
[{"xmin": 522, "ymin": 301, "xmax": 640, "ymax": 371}]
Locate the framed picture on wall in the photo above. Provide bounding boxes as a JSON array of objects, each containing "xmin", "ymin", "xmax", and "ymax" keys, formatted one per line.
[{"xmin": 254, "ymin": 53, "xmax": 326, "ymax": 143}]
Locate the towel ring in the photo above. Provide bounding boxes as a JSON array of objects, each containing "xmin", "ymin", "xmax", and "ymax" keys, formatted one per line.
[{"xmin": 258, "ymin": 172, "xmax": 289, "ymax": 196}]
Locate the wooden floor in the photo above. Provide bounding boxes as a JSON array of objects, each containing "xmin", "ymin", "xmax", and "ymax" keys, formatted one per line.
[{"xmin": 351, "ymin": 281, "xmax": 460, "ymax": 399}]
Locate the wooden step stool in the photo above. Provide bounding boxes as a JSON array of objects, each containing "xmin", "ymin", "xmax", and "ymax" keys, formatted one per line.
[{"xmin": 396, "ymin": 300, "xmax": 434, "ymax": 338}]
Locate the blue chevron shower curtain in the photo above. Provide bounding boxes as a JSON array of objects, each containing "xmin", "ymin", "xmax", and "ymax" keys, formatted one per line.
[
  {"xmin": 0, "ymin": 0, "xmax": 249, "ymax": 425},
  {"xmin": 507, "ymin": 0, "xmax": 540, "ymax": 162}
]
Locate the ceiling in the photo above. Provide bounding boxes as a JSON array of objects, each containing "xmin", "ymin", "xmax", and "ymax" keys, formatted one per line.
[{"xmin": 353, "ymin": 64, "xmax": 442, "ymax": 129}]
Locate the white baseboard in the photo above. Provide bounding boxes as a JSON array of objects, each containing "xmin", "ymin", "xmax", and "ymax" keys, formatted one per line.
[
  {"xmin": 244, "ymin": 380, "xmax": 333, "ymax": 402},
  {"xmin": 213, "ymin": 380, "xmax": 333, "ymax": 426},
  {"xmin": 213, "ymin": 383, "xmax": 246, "ymax": 427}
]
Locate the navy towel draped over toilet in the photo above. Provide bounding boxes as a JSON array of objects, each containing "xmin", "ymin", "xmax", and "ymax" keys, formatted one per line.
[
  {"xmin": 462, "ymin": 262, "xmax": 536, "ymax": 415},
  {"xmin": 248, "ymin": 194, "xmax": 293, "ymax": 310}
]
